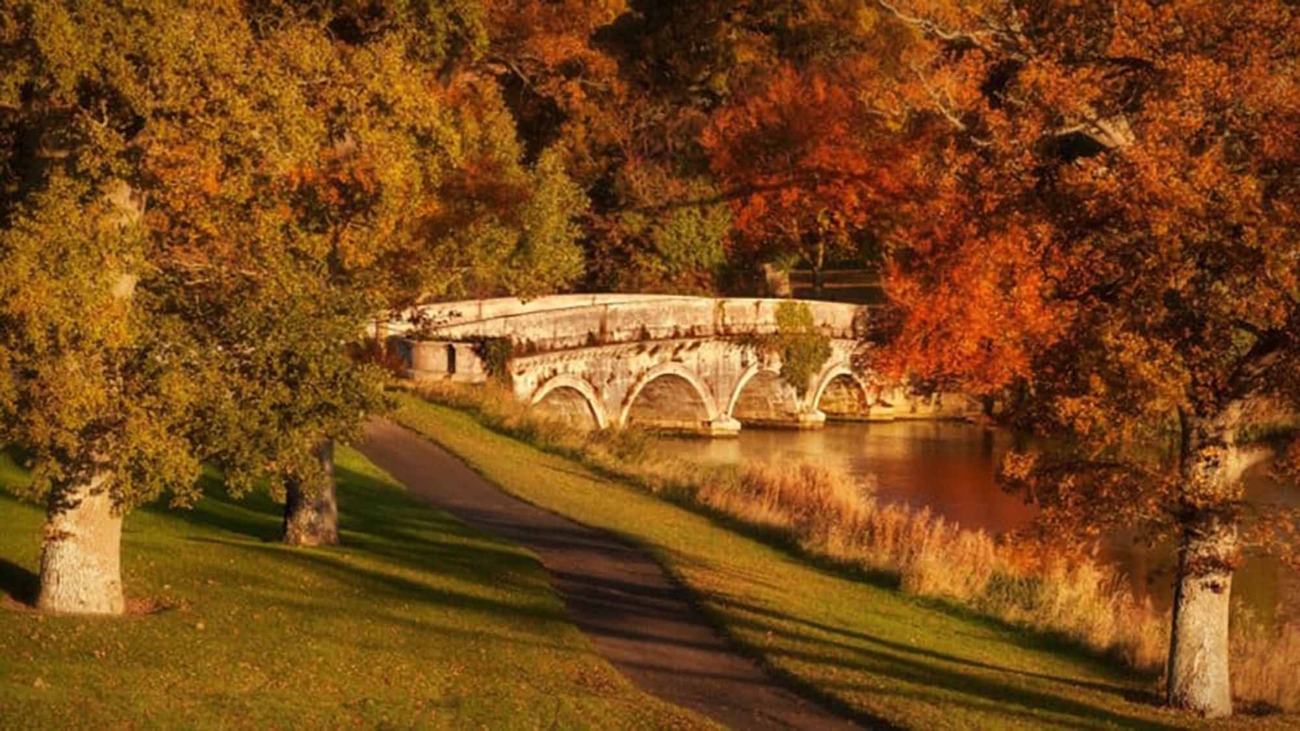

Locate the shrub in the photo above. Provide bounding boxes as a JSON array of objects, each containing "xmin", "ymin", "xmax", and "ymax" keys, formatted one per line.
[
  {"xmin": 349, "ymin": 336, "xmax": 408, "ymax": 378},
  {"xmin": 474, "ymin": 337, "xmax": 515, "ymax": 384}
]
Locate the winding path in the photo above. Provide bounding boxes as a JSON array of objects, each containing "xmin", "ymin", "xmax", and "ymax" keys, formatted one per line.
[{"xmin": 358, "ymin": 419, "xmax": 862, "ymax": 730}]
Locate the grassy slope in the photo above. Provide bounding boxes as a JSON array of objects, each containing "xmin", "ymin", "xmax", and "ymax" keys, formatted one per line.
[
  {"xmin": 0, "ymin": 446, "xmax": 710, "ymax": 730},
  {"xmin": 393, "ymin": 394, "xmax": 1293, "ymax": 730}
]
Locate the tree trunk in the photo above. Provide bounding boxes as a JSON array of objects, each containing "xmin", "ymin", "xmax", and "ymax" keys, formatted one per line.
[
  {"xmin": 812, "ymin": 239, "xmax": 826, "ymax": 296},
  {"xmin": 1167, "ymin": 518, "xmax": 1235, "ymax": 717},
  {"xmin": 37, "ymin": 473, "xmax": 125, "ymax": 615},
  {"xmin": 283, "ymin": 440, "xmax": 339, "ymax": 547},
  {"xmin": 1166, "ymin": 431, "xmax": 1241, "ymax": 718}
]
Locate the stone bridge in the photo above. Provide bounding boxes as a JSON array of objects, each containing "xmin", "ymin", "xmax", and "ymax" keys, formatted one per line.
[{"xmin": 382, "ymin": 294, "xmax": 977, "ymax": 436}]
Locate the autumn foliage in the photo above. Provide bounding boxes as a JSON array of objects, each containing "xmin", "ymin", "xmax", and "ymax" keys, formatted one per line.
[
  {"xmin": 869, "ymin": 0, "xmax": 1299, "ymax": 716},
  {"xmin": 0, "ymin": 0, "xmax": 586, "ymax": 611},
  {"xmin": 703, "ymin": 63, "xmax": 907, "ymax": 284},
  {"xmin": 1, "ymin": 0, "xmax": 1298, "ymax": 719}
]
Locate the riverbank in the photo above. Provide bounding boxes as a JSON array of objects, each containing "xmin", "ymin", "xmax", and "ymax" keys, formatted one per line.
[
  {"xmin": 392, "ymin": 389, "xmax": 1297, "ymax": 727},
  {"xmin": 0, "ymin": 447, "xmax": 708, "ymax": 729},
  {"xmin": 652, "ymin": 416, "xmax": 1298, "ymax": 624},
  {"xmin": 399, "ymin": 382, "xmax": 1299, "ymax": 720}
]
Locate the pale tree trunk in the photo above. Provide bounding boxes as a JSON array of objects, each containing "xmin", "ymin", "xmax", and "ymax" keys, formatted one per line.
[
  {"xmin": 1165, "ymin": 424, "xmax": 1258, "ymax": 718},
  {"xmin": 37, "ymin": 473, "xmax": 125, "ymax": 615},
  {"xmin": 1167, "ymin": 514, "xmax": 1235, "ymax": 717},
  {"xmin": 283, "ymin": 440, "xmax": 339, "ymax": 547}
]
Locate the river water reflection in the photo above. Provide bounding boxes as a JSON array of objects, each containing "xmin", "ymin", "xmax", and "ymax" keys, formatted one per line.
[{"xmin": 655, "ymin": 421, "xmax": 1298, "ymax": 623}]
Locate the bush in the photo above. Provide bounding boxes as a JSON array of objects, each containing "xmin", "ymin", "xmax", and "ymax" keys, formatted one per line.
[
  {"xmin": 349, "ymin": 336, "xmax": 408, "ymax": 378},
  {"xmin": 474, "ymin": 337, "xmax": 515, "ymax": 384},
  {"xmin": 751, "ymin": 301, "xmax": 833, "ymax": 395}
]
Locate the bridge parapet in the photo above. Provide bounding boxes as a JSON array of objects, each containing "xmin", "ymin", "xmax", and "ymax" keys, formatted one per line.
[{"xmin": 383, "ymin": 295, "xmax": 868, "ymax": 353}]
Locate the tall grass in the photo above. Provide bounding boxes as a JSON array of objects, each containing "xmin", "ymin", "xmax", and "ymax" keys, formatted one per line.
[
  {"xmin": 1231, "ymin": 605, "xmax": 1300, "ymax": 713},
  {"xmin": 407, "ymin": 380, "xmax": 1298, "ymax": 711}
]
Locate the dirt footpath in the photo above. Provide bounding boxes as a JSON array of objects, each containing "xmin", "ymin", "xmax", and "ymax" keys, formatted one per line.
[{"xmin": 358, "ymin": 419, "xmax": 864, "ymax": 730}]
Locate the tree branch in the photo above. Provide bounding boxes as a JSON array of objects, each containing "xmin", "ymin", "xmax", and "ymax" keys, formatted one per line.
[
  {"xmin": 905, "ymin": 63, "xmax": 993, "ymax": 146},
  {"xmin": 875, "ymin": 0, "xmax": 996, "ymax": 52}
]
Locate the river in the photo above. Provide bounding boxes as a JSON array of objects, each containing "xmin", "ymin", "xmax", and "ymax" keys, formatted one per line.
[{"xmin": 655, "ymin": 420, "xmax": 1298, "ymax": 624}]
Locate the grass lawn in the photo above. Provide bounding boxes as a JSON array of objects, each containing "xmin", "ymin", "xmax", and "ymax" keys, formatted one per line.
[
  {"xmin": 0, "ymin": 446, "xmax": 711, "ymax": 729},
  {"xmin": 392, "ymin": 393, "xmax": 1295, "ymax": 730}
]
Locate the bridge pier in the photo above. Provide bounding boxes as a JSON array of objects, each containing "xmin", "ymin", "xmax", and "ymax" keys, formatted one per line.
[
  {"xmin": 703, "ymin": 417, "xmax": 742, "ymax": 437},
  {"xmin": 727, "ymin": 368, "xmax": 829, "ymax": 430},
  {"xmin": 796, "ymin": 410, "xmax": 827, "ymax": 429},
  {"xmin": 732, "ymin": 410, "xmax": 826, "ymax": 430}
]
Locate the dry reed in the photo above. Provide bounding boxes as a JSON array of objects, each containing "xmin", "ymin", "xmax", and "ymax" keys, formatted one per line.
[{"xmin": 1230, "ymin": 606, "xmax": 1300, "ymax": 712}]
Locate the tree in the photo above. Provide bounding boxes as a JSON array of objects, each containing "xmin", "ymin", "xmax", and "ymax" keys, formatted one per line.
[
  {"xmin": 226, "ymin": 20, "xmax": 586, "ymax": 545},
  {"xmin": 759, "ymin": 301, "xmax": 833, "ymax": 395},
  {"xmin": 0, "ymin": 0, "xmax": 283, "ymax": 613},
  {"xmin": 596, "ymin": 0, "xmax": 916, "ymax": 293},
  {"xmin": 479, "ymin": 0, "xmax": 626, "ymax": 165},
  {"xmin": 477, "ymin": 0, "xmax": 733, "ymax": 293},
  {"xmin": 0, "ymin": 176, "xmax": 203, "ymax": 615},
  {"xmin": 480, "ymin": 0, "xmax": 902, "ymax": 293},
  {"xmin": 0, "ymin": 0, "xmax": 587, "ymax": 609},
  {"xmin": 594, "ymin": 161, "xmax": 732, "ymax": 293},
  {"xmin": 702, "ymin": 62, "xmax": 907, "ymax": 292},
  {"xmin": 873, "ymin": 0, "xmax": 1299, "ymax": 716}
]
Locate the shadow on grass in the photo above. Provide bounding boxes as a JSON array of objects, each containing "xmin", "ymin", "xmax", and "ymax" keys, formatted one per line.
[
  {"xmin": 0, "ymin": 489, "xmax": 40, "ymax": 608},
  {"xmin": 628, "ymin": 484, "xmax": 1166, "ymax": 698},
  {"xmin": 716, "ymin": 594, "xmax": 1168, "ymax": 710},
  {"xmin": 0, "ymin": 556, "xmax": 38, "ymax": 606},
  {"xmin": 140, "ymin": 470, "xmax": 282, "ymax": 542},
  {"xmin": 643, "ymin": 550, "xmax": 1173, "ymax": 729},
  {"xmin": 592, "ymin": 510, "xmax": 1174, "ymax": 728},
  {"xmin": 634, "ymin": 492, "xmax": 1132, "ymax": 678},
  {"xmin": 187, "ymin": 535, "xmax": 573, "ymax": 627},
  {"xmin": 157, "ymin": 461, "xmax": 550, "ymax": 602}
]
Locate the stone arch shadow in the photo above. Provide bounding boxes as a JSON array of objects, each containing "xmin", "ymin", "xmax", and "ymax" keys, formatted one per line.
[
  {"xmin": 530, "ymin": 374, "xmax": 609, "ymax": 430},
  {"xmin": 619, "ymin": 363, "xmax": 721, "ymax": 432},
  {"xmin": 725, "ymin": 365, "xmax": 803, "ymax": 427},
  {"xmin": 808, "ymin": 364, "xmax": 871, "ymax": 420}
]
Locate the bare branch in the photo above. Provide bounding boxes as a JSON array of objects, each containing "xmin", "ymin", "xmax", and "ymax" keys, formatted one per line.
[
  {"xmin": 907, "ymin": 63, "xmax": 993, "ymax": 147},
  {"xmin": 875, "ymin": 0, "xmax": 996, "ymax": 52}
]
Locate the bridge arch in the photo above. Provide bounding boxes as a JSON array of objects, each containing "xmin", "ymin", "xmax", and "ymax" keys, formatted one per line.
[
  {"xmin": 530, "ymin": 374, "xmax": 609, "ymax": 430},
  {"xmin": 809, "ymin": 365, "xmax": 870, "ymax": 420},
  {"xmin": 619, "ymin": 362, "xmax": 720, "ymax": 431},
  {"xmin": 726, "ymin": 365, "xmax": 802, "ymax": 426}
]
